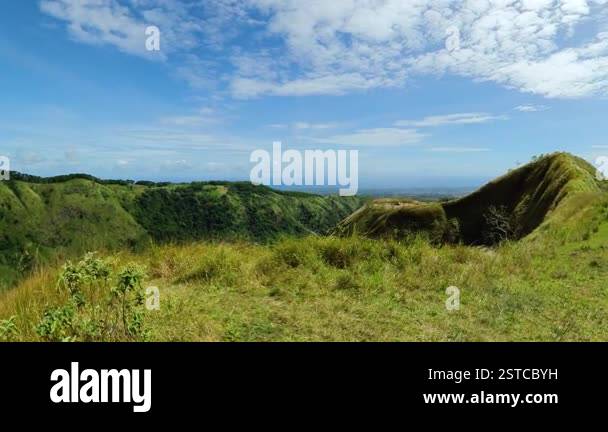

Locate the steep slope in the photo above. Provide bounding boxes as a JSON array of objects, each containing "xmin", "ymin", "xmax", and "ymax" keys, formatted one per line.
[
  {"xmin": 129, "ymin": 182, "xmax": 365, "ymax": 241},
  {"xmin": 0, "ymin": 176, "xmax": 364, "ymax": 288},
  {"xmin": 337, "ymin": 153, "xmax": 602, "ymax": 244},
  {"xmin": 0, "ymin": 179, "xmax": 147, "ymax": 286}
]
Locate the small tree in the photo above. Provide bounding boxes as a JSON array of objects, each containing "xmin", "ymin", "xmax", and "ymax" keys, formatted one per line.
[{"xmin": 482, "ymin": 205, "xmax": 514, "ymax": 245}]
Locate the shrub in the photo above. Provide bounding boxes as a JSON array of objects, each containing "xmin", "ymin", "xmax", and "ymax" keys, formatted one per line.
[
  {"xmin": 0, "ymin": 316, "xmax": 18, "ymax": 341},
  {"xmin": 36, "ymin": 305, "xmax": 76, "ymax": 342},
  {"xmin": 36, "ymin": 253, "xmax": 149, "ymax": 342},
  {"xmin": 111, "ymin": 265, "xmax": 147, "ymax": 338}
]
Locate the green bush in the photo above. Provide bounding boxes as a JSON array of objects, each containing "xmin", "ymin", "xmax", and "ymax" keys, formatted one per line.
[
  {"xmin": 0, "ymin": 316, "xmax": 18, "ymax": 341},
  {"xmin": 36, "ymin": 253, "xmax": 149, "ymax": 342}
]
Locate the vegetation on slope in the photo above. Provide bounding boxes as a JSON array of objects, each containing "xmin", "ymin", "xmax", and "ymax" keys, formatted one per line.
[
  {"xmin": 0, "ymin": 177, "xmax": 364, "ymax": 289},
  {"xmin": 131, "ymin": 182, "xmax": 363, "ymax": 242},
  {"xmin": 336, "ymin": 153, "xmax": 601, "ymax": 245},
  {"xmin": 1, "ymin": 152, "xmax": 607, "ymax": 342},
  {"xmin": 2, "ymin": 190, "xmax": 607, "ymax": 341},
  {"xmin": 0, "ymin": 179, "xmax": 148, "ymax": 288}
]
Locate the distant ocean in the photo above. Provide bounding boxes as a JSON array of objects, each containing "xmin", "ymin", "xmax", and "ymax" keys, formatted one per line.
[{"xmin": 272, "ymin": 185, "xmax": 478, "ymax": 199}]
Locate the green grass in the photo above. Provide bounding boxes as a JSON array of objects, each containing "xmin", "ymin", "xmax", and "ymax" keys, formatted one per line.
[
  {"xmin": 3, "ymin": 207, "xmax": 608, "ymax": 341},
  {"xmin": 0, "ymin": 177, "xmax": 364, "ymax": 289},
  {"xmin": 2, "ymin": 152, "xmax": 608, "ymax": 341},
  {"xmin": 338, "ymin": 153, "xmax": 601, "ymax": 244}
]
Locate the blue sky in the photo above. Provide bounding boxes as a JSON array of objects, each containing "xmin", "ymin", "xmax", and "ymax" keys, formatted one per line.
[{"xmin": 1, "ymin": 0, "xmax": 608, "ymax": 189}]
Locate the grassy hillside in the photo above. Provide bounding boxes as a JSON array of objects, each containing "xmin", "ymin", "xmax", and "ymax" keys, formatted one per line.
[
  {"xmin": 130, "ymin": 182, "xmax": 363, "ymax": 242},
  {"xmin": 2, "ymin": 152, "xmax": 607, "ymax": 342},
  {"xmin": 0, "ymin": 175, "xmax": 364, "ymax": 289},
  {"xmin": 0, "ymin": 179, "xmax": 147, "ymax": 288},
  {"xmin": 2, "ymin": 193, "xmax": 607, "ymax": 341},
  {"xmin": 337, "ymin": 153, "xmax": 602, "ymax": 244}
]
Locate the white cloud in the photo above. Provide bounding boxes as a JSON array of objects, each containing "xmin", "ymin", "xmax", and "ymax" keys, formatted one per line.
[
  {"xmin": 230, "ymin": 73, "xmax": 376, "ymax": 98},
  {"xmin": 293, "ymin": 122, "xmax": 341, "ymax": 130},
  {"xmin": 314, "ymin": 128, "xmax": 426, "ymax": 147},
  {"xmin": 297, "ymin": 112, "xmax": 499, "ymax": 148},
  {"xmin": 515, "ymin": 104, "xmax": 550, "ymax": 112},
  {"xmin": 107, "ymin": 126, "xmax": 253, "ymax": 152},
  {"xmin": 40, "ymin": 0, "xmax": 157, "ymax": 59},
  {"xmin": 39, "ymin": 0, "xmax": 208, "ymax": 59},
  {"xmin": 267, "ymin": 121, "xmax": 342, "ymax": 130},
  {"xmin": 240, "ymin": 0, "xmax": 608, "ymax": 98},
  {"xmin": 120, "ymin": 129, "xmax": 217, "ymax": 145},
  {"xmin": 40, "ymin": 0, "xmax": 608, "ymax": 99},
  {"xmin": 395, "ymin": 113, "xmax": 507, "ymax": 128}
]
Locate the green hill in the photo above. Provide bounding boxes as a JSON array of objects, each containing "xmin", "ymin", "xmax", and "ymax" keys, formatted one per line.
[
  {"xmin": 0, "ymin": 175, "xmax": 364, "ymax": 288},
  {"xmin": 2, "ymin": 152, "xmax": 608, "ymax": 341},
  {"xmin": 337, "ymin": 153, "xmax": 603, "ymax": 244}
]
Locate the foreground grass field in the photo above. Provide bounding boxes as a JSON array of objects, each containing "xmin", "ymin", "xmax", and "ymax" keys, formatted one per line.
[{"xmin": 1, "ymin": 191, "xmax": 607, "ymax": 342}]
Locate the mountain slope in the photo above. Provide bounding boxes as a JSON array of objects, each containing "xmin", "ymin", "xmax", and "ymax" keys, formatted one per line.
[
  {"xmin": 0, "ymin": 176, "xmax": 364, "ymax": 288},
  {"xmin": 337, "ymin": 153, "xmax": 603, "ymax": 244},
  {"xmin": 3, "ymin": 153, "xmax": 608, "ymax": 341}
]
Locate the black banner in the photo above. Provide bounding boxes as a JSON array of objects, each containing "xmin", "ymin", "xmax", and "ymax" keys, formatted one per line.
[{"xmin": 0, "ymin": 343, "xmax": 604, "ymax": 421}]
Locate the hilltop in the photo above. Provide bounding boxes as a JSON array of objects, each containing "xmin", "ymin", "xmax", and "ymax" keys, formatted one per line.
[
  {"xmin": 336, "ymin": 153, "xmax": 603, "ymax": 244},
  {"xmin": 0, "ymin": 175, "xmax": 364, "ymax": 288}
]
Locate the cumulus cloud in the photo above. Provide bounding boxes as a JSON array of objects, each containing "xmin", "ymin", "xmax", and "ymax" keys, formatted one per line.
[
  {"xmin": 40, "ymin": 0, "xmax": 608, "ymax": 99},
  {"xmin": 39, "ymin": 0, "xmax": 205, "ymax": 59},
  {"xmin": 246, "ymin": 0, "xmax": 608, "ymax": 98}
]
